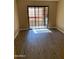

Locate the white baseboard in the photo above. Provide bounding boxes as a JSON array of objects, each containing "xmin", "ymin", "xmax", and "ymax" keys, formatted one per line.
[
  {"xmin": 14, "ymin": 31, "xmax": 19, "ymax": 39},
  {"xmin": 56, "ymin": 27, "xmax": 64, "ymax": 33},
  {"xmin": 20, "ymin": 28, "xmax": 29, "ymax": 31},
  {"xmin": 48, "ymin": 27, "xmax": 57, "ymax": 29},
  {"xmin": 19, "ymin": 27, "xmax": 64, "ymax": 33},
  {"xmin": 20, "ymin": 27, "xmax": 56, "ymax": 30},
  {"xmin": 48, "ymin": 27, "xmax": 64, "ymax": 33}
]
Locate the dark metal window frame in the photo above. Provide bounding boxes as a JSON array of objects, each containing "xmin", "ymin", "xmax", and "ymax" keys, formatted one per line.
[{"xmin": 27, "ymin": 6, "xmax": 49, "ymax": 29}]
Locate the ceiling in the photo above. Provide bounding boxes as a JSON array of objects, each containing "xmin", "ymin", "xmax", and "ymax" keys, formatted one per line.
[{"xmin": 26, "ymin": 0, "xmax": 59, "ymax": 1}]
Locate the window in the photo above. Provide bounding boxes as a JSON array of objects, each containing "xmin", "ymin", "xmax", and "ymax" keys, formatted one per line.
[{"xmin": 28, "ymin": 6, "xmax": 48, "ymax": 29}]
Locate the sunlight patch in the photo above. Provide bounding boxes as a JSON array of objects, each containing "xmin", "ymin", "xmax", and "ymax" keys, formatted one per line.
[{"xmin": 33, "ymin": 29, "xmax": 52, "ymax": 34}]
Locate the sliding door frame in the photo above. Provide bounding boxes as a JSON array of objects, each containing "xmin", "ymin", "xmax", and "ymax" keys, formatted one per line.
[{"xmin": 27, "ymin": 6, "xmax": 49, "ymax": 29}]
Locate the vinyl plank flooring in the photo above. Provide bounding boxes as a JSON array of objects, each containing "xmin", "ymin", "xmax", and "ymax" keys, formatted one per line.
[{"xmin": 14, "ymin": 29, "xmax": 64, "ymax": 59}]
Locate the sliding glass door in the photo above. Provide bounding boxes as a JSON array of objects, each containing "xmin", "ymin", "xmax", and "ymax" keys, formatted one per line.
[{"xmin": 28, "ymin": 6, "xmax": 48, "ymax": 29}]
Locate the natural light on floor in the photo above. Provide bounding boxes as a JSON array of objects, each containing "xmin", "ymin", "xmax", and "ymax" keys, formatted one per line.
[{"xmin": 32, "ymin": 29, "xmax": 52, "ymax": 34}]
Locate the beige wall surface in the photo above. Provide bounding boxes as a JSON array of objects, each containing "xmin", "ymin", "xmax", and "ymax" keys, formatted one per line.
[
  {"xmin": 56, "ymin": 0, "xmax": 64, "ymax": 32},
  {"xmin": 16, "ymin": 0, "xmax": 57, "ymax": 29},
  {"xmin": 14, "ymin": 0, "xmax": 19, "ymax": 38}
]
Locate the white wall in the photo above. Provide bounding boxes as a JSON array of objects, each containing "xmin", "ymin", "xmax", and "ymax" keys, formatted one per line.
[{"xmin": 56, "ymin": 0, "xmax": 64, "ymax": 33}]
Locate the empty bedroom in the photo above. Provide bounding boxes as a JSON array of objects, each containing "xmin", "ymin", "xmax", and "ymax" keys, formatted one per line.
[{"xmin": 14, "ymin": 0, "xmax": 64, "ymax": 59}]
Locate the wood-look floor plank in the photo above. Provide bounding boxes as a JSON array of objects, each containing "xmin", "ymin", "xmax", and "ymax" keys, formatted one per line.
[{"xmin": 14, "ymin": 29, "xmax": 64, "ymax": 59}]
